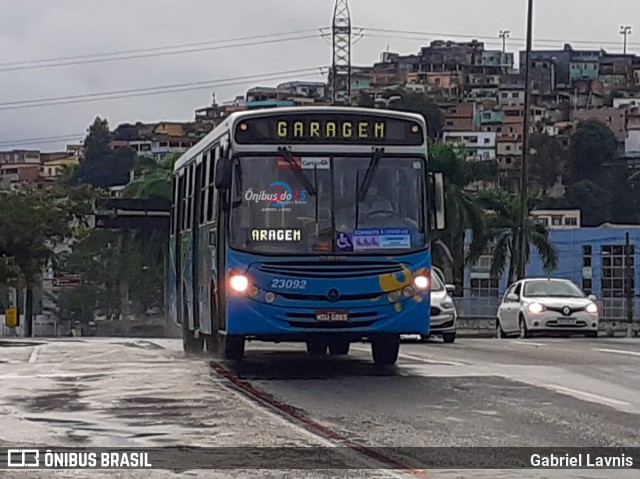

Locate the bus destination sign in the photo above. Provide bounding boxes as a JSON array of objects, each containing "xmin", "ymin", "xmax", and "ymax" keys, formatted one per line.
[{"xmin": 234, "ymin": 113, "xmax": 425, "ymax": 146}]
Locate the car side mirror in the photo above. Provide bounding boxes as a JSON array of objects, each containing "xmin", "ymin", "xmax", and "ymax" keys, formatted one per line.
[
  {"xmin": 507, "ymin": 293, "xmax": 519, "ymax": 302},
  {"xmin": 445, "ymin": 284, "xmax": 455, "ymax": 293},
  {"xmin": 588, "ymin": 294, "xmax": 597, "ymax": 302}
]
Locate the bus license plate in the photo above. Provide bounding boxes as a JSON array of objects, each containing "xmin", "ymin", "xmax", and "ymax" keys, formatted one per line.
[
  {"xmin": 557, "ymin": 318, "xmax": 576, "ymax": 325},
  {"xmin": 315, "ymin": 311, "xmax": 349, "ymax": 322}
]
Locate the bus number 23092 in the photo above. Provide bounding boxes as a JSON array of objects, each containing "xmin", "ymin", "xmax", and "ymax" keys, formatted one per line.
[{"xmin": 270, "ymin": 279, "xmax": 307, "ymax": 290}]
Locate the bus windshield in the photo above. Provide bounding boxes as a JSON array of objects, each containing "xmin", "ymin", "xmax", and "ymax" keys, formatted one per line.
[{"xmin": 229, "ymin": 155, "xmax": 427, "ymax": 254}]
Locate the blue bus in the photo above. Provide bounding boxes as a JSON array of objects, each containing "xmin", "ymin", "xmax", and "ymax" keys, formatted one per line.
[{"xmin": 168, "ymin": 107, "xmax": 445, "ymax": 366}]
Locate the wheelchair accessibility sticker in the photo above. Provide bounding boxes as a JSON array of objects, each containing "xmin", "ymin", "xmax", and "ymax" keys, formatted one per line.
[
  {"xmin": 336, "ymin": 232, "xmax": 353, "ymax": 252},
  {"xmin": 353, "ymin": 228, "xmax": 411, "ymax": 251}
]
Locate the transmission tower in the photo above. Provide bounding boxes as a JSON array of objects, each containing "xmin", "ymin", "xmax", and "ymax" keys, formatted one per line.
[{"xmin": 332, "ymin": 0, "xmax": 352, "ymax": 105}]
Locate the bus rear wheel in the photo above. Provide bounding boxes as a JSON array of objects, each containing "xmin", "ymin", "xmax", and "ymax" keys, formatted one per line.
[
  {"xmin": 328, "ymin": 340, "xmax": 350, "ymax": 356},
  {"xmin": 371, "ymin": 335, "xmax": 400, "ymax": 366},
  {"xmin": 182, "ymin": 308, "xmax": 203, "ymax": 355}
]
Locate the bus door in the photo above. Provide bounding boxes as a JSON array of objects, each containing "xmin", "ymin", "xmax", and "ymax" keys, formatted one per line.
[
  {"xmin": 192, "ymin": 160, "xmax": 204, "ymax": 332},
  {"xmin": 214, "ymin": 142, "xmax": 229, "ymax": 332},
  {"xmin": 204, "ymin": 146, "xmax": 221, "ymax": 334},
  {"xmin": 175, "ymin": 170, "xmax": 185, "ymax": 324}
]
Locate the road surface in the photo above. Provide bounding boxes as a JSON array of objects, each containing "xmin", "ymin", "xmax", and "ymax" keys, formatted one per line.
[{"xmin": 0, "ymin": 337, "xmax": 638, "ymax": 478}]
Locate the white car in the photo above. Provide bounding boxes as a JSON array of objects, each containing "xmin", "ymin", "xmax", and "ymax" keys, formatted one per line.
[
  {"xmin": 425, "ymin": 269, "xmax": 457, "ymax": 343},
  {"xmin": 496, "ymin": 278, "xmax": 599, "ymax": 339}
]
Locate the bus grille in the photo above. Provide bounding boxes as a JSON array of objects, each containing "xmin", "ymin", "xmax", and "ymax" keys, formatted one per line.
[
  {"xmin": 287, "ymin": 320, "xmax": 376, "ymax": 329},
  {"xmin": 278, "ymin": 291, "xmax": 382, "ymax": 301},
  {"xmin": 259, "ymin": 261, "xmax": 403, "ymax": 278}
]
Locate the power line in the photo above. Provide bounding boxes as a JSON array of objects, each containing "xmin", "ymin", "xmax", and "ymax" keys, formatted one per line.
[
  {"xmin": 0, "ymin": 32, "xmax": 327, "ymax": 72},
  {"xmin": 0, "ymin": 134, "xmax": 85, "ymax": 148},
  {"xmin": 0, "ymin": 28, "xmax": 324, "ymax": 67},
  {"xmin": 360, "ymin": 26, "xmax": 640, "ymax": 48},
  {"xmin": 0, "ymin": 67, "xmax": 328, "ymax": 112}
]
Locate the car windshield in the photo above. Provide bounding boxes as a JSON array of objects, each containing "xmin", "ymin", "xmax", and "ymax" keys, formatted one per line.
[
  {"xmin": 229, "ymin": 155, "xmax": 427, "ymax": 254},
  {"xmin": 431, "ymin": 273, "xmax": 444, "ymax": 292},
  {"xmin": 523, "ymin": 280, "xmax": 585, "ymax": 298}
]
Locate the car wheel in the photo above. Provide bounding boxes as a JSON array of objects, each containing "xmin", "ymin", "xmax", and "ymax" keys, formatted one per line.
[
  {"xmin": 519, "ymin": 316, "xmax": 530, "ymax": 339},
  {"xmin": 442, "ymin": 332, "xmax": 456, "ymax": 344},
  {"xmin": 496, "ymin": 319, "xmax": 506, "ymax": 339}
]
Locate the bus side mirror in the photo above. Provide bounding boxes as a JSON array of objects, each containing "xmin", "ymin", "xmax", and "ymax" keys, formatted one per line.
[
  {"xmin": 214, "ymin": 158, "xmax": 232, "ymax": 190},
  {"xmin": 428, "ymin": 171, "xmax": 446, "ymax": 231}
]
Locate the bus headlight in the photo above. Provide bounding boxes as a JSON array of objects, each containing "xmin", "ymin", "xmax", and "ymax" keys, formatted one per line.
[
  {"xmin": 402, "ymin": 285, "xmax": 415, "ymax": 297},
  {"xmin": 230, "ymin": 274, "xmax": 249, "ymax": 293},
  {"xmin": 248, "ymin": 285, "xmax": 260, "ymax": 298},
  {"xmin": 413, "ymin": 275, "xmax": 430, "ymax": 290},
  {"xmin": 264, "ymin": 292, "xmax": 277, "ymax": 303},
  {"xmin": 387, "ymin": 291, "xmax": 400, "ymax": 303}
]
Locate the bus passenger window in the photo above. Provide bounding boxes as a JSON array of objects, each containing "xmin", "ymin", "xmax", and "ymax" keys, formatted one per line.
[{"xmin": 199, "ymin": 156, "xmax": 207, "ymax": 226}]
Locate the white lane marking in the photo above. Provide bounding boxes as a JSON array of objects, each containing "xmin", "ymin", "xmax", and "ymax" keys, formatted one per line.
[
  {"xmin": 511, "ymin": 341, "xmax": 547, "ymax": 347},
  {"xmin": 398, "ymin": 352, "xmax": 466, "ymax": 367},
  {"xmin": 208, "ymin": 372, "xmax": 414, "ymax": 479},
  {"xmin": 541, "ymin": 384, "xmax": 630, "ymax": 408},
  {"xmin": 28, "ymin": 346, "xmax": 39, "ymax": 364},
  {"xmin": 593, "ymin": 348, "xmax": 640, "ymax": 358}
]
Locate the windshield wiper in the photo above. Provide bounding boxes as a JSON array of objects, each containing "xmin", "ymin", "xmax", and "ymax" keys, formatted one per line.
[
  {"xmin": 357, "ymin": 147, "xmax": 385, "ymax": 202},
  {"xmin": 278, "ymin": 147, "xmax": 317, "ymax": 196}
]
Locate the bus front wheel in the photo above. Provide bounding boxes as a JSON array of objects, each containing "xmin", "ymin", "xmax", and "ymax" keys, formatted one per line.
[
  {"xmin": 306, "ymin": 340, "xmax": 327, "ymax": 355},
  {"xmin": 328, "ymin": 340, "xmax": 350, "ymax": 355},
  {"xmin": 371, "ymin": 335, "xmax": 400, "ymax": 366},
  {"xmin": 221, "ymin": 335, "xmax": 245, "ymax": 361}
]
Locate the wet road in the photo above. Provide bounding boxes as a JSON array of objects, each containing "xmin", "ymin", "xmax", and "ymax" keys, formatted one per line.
[{"xmin": 0, "ymin": 337, "xmax": 639, "ymax": 478}]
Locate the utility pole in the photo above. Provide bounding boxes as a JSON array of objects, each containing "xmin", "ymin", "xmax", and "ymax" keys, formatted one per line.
[
  {"xmin": 517, "ymin": 0, "xmax": 534, "ymax": 279},
  {"xmin": 499, "ymin": 30, "xmax": 510, "ymax": 54},
  {"xmin": 332, "ymin": 0, "xmax": 352, "ymax": 105},
  {"xmin": 620, "ymin": 26, "xmax": 632, "ymax": 55},
  {"xmin": 624, "ymin": 232, "xmax": 634, "ymax": 337}
]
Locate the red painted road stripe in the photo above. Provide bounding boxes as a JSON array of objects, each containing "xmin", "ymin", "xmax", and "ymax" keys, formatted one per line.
[{"xmin": 210, "ymin": 360, "xmax": 432, "ymax": 478}]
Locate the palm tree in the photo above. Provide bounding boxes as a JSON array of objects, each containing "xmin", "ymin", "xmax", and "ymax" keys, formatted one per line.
[
  {"xmin": 429, "ymin": 142, "xmax": 496, "ymax": 288},
  {"xmin": 475, "ymin": 190, "xmax": 558, "ymax": 284},
  {"xmin": 124, "ymin": 154, "xmax": 177, "ymax": 201}
]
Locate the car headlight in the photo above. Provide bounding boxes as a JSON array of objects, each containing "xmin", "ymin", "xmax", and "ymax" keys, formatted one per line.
[
  {"xmin": 441, "ymin": 300, "xmax": 455, "ymax": 310},
  {"xmin": 586, "ymin": 303, "xmax": 598, "ymax": 314},
  {"xmin": 528, "ymin": 302, "xmax": 546, "ymax": 314}
]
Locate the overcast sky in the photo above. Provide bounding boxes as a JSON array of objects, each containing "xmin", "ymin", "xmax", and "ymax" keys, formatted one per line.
[{"xmin": 0, "ymin": 0, "xmax": 638, "ymax": 151}]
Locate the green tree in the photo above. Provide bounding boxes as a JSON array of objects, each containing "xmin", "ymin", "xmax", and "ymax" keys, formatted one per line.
[
  {"xmin": 0, "ymin": 189, "xmax": 90, "ymax": 336},
  {"xmin": 475, "ymin": 190, "xmax": 558, "ymax": 284},
  {"xmin": 569, "ymin": 120, "xmax": 617, "ymax": 184},
  {"xmin": 73, "ymin": 117, "xmax": 136, "ymax": 188},
  {"xmin": 528, "ymin": 132, "xmax": 568, "ymax": 192},
  {"xmin": 428, "ymin": 143, "xmax": 498, "ymax": 290},
  {"xmin": 124, "ymin": 154, "xmax": 177, "ymax": 201}
]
